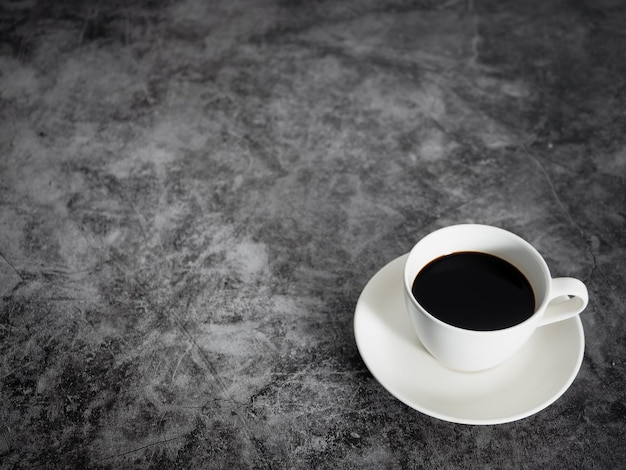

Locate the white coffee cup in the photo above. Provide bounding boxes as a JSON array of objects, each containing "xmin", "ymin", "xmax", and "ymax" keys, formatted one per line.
[{"xmin": 403, "ymin": 224, "xmax": 589, "ymax": 372}]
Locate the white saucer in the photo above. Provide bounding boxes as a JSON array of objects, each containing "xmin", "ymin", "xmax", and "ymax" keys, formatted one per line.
[{"xmin": 354, "ymin": 254, "xmax": 585, "ymax": 425}]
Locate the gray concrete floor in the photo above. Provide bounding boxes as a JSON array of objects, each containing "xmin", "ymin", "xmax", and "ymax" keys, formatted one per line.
[{"xmin": 1, "ymin": 0, "xmax": 625, "ymax": 468}]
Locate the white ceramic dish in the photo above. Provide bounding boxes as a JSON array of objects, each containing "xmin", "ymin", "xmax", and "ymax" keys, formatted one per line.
[{"xmin": 354, "ymin": 254, "xmax": 585, "ymax": 425}]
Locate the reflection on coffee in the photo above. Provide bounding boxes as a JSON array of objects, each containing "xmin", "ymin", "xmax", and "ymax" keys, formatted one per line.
[{"xmin": 411, "ymin": 251, "xmax": 535, "ymax": 331}]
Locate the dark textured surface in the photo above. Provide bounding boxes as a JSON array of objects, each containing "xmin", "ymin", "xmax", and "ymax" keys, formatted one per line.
[{"xmin": 1, "ymin": 0, "xmax": 625, "ymax": 468}]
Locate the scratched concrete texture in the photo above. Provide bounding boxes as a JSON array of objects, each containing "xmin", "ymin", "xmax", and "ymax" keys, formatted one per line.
[{"xmin": 1, "ymin": 0, "xmax": 625, "ymax": 468}]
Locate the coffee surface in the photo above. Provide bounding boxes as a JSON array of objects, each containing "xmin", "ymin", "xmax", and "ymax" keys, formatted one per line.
[{"xmin": 411, "ymin": 251, "xmax": 535, "ymax": 331}]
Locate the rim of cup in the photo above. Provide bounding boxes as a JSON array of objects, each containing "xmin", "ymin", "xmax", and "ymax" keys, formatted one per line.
[{"xmin": 403, "ymin": 224, "xmax": 553, "ymax": 334}]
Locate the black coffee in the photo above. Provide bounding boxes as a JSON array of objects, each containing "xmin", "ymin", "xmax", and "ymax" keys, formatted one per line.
[{"xmin": 411, "ymin": 251, "xmax": 535, "ymax": 331}]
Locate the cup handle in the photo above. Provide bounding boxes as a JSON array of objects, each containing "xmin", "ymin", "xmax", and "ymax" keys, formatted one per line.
[{"xmin": 539, "ymin": 277, "xmax": 589, "ymax": 327}]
